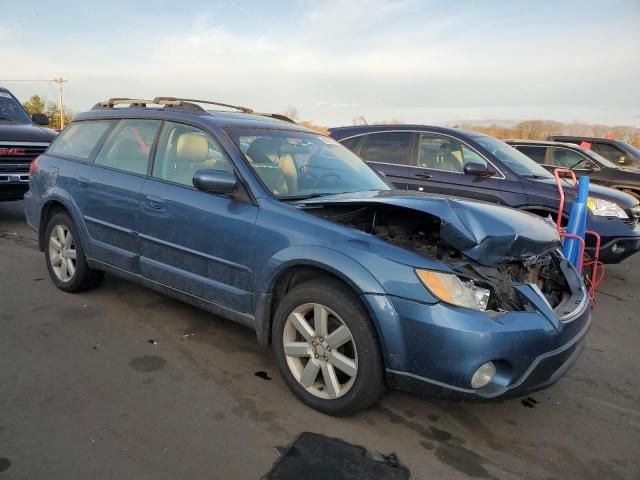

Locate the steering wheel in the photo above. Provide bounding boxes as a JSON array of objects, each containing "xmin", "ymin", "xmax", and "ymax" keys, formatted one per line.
[{"xmin": 311, "ymin": 172, "xmax": 341, "ymax": 188}]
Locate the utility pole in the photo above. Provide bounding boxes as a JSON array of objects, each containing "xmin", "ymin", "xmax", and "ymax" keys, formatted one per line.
[{"xmin": 52, "ymin": 78, "xmax": 67, "ymax": 129}]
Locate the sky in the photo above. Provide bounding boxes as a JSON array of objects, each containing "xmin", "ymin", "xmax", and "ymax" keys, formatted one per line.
[{"xmin": 1, "ymin": 0, "xmax": 639, "ymax": 127}]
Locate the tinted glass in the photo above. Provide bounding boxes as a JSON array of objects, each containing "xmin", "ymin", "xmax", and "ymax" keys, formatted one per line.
[
  {"xmin": 418, "ymin": 133, "xmax": 487, "ymax": 173},
  {"xmin": 473, "ymin": 135, "xmax": 554, "ymax": 179},
  {"xmin": 550, "ymin": 147, "xmax": 589, "ymax": 169},
  {"xmin": 360, "ymin": 132, "xmax": 412, "ymax": 165},
  {"xmin": 153, "ymin": 122, "xmax": 233, "ymax": 187},
  {"xmin": 227, "ymin": 128, "xmax": 390, "ymax": 198},
  {"xmin": 94, "ymin": 119, "xmax": 160, "ymax": 175},
  {"xmin": 48, "ymin": 121, "xmax": 113, "ymax": 161},
  {"xmin": 592, "ymin": 143, "xmax": 625, "ymax": 163},
  {"xmin": 340, "ymin": 136, "xmax": 363, "ymax": 152},
  {"xmin": 0, "ymin": 92, "xmax": 31, "ymax": 123},
  {"xmin": 515, "ymin": 145, "xmax": 547, "ymax": 164}
]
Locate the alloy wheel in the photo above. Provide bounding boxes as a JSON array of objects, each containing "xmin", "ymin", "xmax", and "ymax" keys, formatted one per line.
[
  {"xmin": 49, "ymin": 225, "xmax": 77, "ymax": 282},
  {"xmin": 282, "ymin": 303, "xmax": 358, "ymax": 399}
]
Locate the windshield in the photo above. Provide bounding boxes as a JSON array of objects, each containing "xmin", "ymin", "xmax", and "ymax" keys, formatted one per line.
[
  {"xmin": 584, "ymin": 149, "xmax": 619, "ymax": 168},
  {"xmin": 474, "ymin": 135, "xmax": 554, "ymax": 179},
  {"xmin": 0, "ymin": 92, "xmax": 32, "ymax": 123},
  {"xmin": 227, "ymin": 128, "xmax": 391, "ymax": 199},
  {"xmin": 618, "ymin": 141, "xmax": 640, "ymax": 159}
]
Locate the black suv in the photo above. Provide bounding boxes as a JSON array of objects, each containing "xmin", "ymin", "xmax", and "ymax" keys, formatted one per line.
[
  {"xmin": 329, "ymin": 125, "xmax": 640, "ymax": 264},
  {"xmin": 547, "ymin": 135, "xmax": 640, "ymax": 169},
  {"xmin": 508, "ymin": 139, "xmax": 640, "ymax": 200},
  {"xmin": 0, "ymin": 87, "xmax": 57, "ymax": 201}
]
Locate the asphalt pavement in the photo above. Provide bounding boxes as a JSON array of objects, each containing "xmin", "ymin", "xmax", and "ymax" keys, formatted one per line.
[{"xmin": 0, "ymin": 200, "xmax": 638, "ymax": 479}]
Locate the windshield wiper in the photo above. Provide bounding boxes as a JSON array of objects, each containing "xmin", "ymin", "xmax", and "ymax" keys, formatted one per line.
[{"xmin": 522, "ymin": 174, "xmax": 550, "ymax": 180}]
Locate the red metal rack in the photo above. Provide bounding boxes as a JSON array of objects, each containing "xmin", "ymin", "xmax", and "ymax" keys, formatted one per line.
[{"xmin": 553, "ymin": 168, "xmax": 604, "ymax": 305}]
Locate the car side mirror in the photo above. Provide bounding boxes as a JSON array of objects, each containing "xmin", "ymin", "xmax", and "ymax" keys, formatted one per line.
[
  {"xmin": 193, "ymin": 170, "xmax": 237, "ymax": 195},
  {"xmin": 464, "ymin": 162, "xmax": 494, "ymax": 177},
  {"xmin": 584, "ymin": 161, "xmax": 597, "ymax": 171},
  {"xmin": 32, "ymin": 113, "xmax": 49, "ymax": 126}
]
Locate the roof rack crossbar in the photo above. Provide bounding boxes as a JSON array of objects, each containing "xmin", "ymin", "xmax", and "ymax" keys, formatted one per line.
[{"xmin": 92, "ymin": 97, "xmax": 254, "ymax": 114}]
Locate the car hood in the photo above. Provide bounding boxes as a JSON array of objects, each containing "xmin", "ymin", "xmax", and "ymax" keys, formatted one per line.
[
  {"xmin": 296, "ymin": 190, "xmax": 561, "ymax": 266},
  {"xmin": 0, "ymin": 121, "xmax": 58, "ymax": 142},
  {"xmin": 532, "ymin": 178, "xmax": 638, "ymax": 208},
  {"xmin": 601, "ymin": 167, "xmax": 640, "ymax": 186}
]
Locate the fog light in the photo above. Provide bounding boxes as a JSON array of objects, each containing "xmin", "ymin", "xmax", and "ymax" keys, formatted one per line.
[
  {"xmin": 611, "ymin": 242, "xmax": 625, "ymax": 254},
  {"xmin": 471, "ymin": 362, "xmax": 496, "ymax": 389}
]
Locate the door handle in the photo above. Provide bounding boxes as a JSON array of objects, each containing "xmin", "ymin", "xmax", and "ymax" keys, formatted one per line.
[
  {"xmin": 415, "ymin": 173, "xmax": 432, "ymax": 179},
  {"xmin": 146, "ymin": 194, "xmax": 164, "ymax": 209},
  {"xmin": 76, "ymin": 177, "xmax": 90, "ymax": 189}
]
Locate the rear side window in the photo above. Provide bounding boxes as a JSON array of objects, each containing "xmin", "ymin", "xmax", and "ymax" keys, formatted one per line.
[
  {"xmin": 360, "ymin": 132, "xmax": 412, "ymax": 165},
  {"xmin": 94, "ymin": 119, "xmax": 161, "ymax": 175},
  {"xmin": 48, "ymin": 121, "xmax": 113, "ymax": 161},
  {"xmin": 515, "ymin": 145, "xmax": 547, "ymax": 164}
]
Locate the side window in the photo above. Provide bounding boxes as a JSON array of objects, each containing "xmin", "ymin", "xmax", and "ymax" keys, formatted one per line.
[
  {"xmin": 152, "ymin": 122, "xmax": 233, "ymax": 187},
  {"xmin": 48, "ymin": 121, "xmax": 113, "ymax": 161},
  {"xmin": 515, "ymin": 145, "xmax": 547, "ymax": 164},
  {"xmin": 340, "ymin": 136, "xmax": 364, "ymax": 152},
  {"xmin": 94, "ymin": 119, "xmax": 160, "ymax": 175},
  {"xmin": 418, "ymin": 133, "xmax": 487, "ymax": 173},
  {"xmin": 360, "ymin": 132, "xmax": 412, "ymax": 165},
  {"xmin": 591, "ymin": 143, "xmax": 625, "ymax": 164},
  {"xmin": 551, "ymin": 147, "xmax": 588, "ymax": 169}
]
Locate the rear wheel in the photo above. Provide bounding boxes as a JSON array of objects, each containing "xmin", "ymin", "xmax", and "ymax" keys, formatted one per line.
[
  {"xmin": 45, "ymin": 212, "xmax": 104, "ymax": 292},
  {"xmin": 272, "ymin": 278, "xmax": 385, "ymax": 416}
]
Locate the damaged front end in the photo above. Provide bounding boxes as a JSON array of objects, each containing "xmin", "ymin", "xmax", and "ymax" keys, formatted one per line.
[{"xmin": 298, "ymin": 192, "xmax": 585, "ymax": 316}]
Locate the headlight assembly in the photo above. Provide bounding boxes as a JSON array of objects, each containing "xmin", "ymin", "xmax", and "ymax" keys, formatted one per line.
[
  {"xmin": 416, "ymin": 269, "xmax": 490, "ymax": 311},
  {"xmin": 587, "ymin": 197, "xmax": 628, "ymax": 218}
]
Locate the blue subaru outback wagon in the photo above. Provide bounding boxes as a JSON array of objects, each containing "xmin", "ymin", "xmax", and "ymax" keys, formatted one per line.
[{"xmin": 24, "ymin": 98, "xmax": 591, "ymax": 415}]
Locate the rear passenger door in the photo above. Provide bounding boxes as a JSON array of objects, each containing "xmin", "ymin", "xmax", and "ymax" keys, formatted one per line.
[
  {"xmin": 139, "ymin": 122, "xmax": 258, "ymax": 314},
  {"xmin": 77, "ymin": 119, "xmax": 160, "ymax": 271},
  {"xmin": 357, "ymin": 132, "xmax": 415, "ymax": 189}
]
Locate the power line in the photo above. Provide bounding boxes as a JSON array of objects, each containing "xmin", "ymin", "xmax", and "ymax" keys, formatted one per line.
[{"xmin": 0, "ymin": 78, "xmax": 68, "ymax": 128}]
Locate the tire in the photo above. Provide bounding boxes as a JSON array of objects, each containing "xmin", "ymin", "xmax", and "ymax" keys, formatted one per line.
[
  {"xmin": 272, "ymin": 278, "xmax": 385, "ymax": 416},
  {"xmin": 44, "ymin": 211, "xmax": 104, "ymax": 292}
]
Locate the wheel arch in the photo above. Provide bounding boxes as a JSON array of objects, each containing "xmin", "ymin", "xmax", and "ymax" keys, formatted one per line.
[{"xmin": 254, "ymin": 248, "xmax": 386, "ymax": 350}]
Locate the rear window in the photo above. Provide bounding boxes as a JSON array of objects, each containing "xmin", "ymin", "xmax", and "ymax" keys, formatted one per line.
[
  {"xmin": 515, "ymin": 145, "xmax": 547, "ymax": 164},
  {"xmin": 48, "ymin": 121, "xmax": 113, "ymax": 161}
]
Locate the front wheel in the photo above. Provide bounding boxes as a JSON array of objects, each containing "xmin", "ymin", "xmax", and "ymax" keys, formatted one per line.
[
  {"xmin": 45, "ymin": 212, "xmax": 104, "ymax": 292},
  {"xmin": 272, "ymin": 278, "xmax": 385, "ymax": 416}
]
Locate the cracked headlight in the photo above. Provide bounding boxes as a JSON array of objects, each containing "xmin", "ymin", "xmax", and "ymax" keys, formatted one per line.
[
  {"xmin": 416, "ymin": 270, "xmax": 490, "ymax": 311},
  {"xmin": 587, "ymin": 197, "xmax": 628, "ymax": 218}
]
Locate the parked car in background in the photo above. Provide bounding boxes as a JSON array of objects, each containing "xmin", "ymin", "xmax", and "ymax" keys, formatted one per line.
[
  {"xmin": 0, "ymin": 86, "xmax": 57, "ymax": 201},
  {"xmin": 508, "ymin": 139, "xmax": 640, "ymax": 200},
  {"xmin": 25, "ymin": 97, "xmax": 590, "ymax": 415},
  {"xmin": 547, "ymin": 135, "xmax": 640, "ymax": 169},
  {"xmin": 329, "ymin": 125, "xmax": 640, "ymax": 264}
]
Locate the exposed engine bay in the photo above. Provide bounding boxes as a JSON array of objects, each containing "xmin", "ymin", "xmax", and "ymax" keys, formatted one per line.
[{"xmin": 308, "ymin": 204, "xmax": 572, "ymax": 312}]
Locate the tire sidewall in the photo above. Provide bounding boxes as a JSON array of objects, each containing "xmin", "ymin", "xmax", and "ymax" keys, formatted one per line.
[
  {"xmin": 272, "ymin": 279, "xmax": 384, "ymax": 416},
  {"xmin": 45, "ymin": 212, "xmax": 90, "ymax": 292}
]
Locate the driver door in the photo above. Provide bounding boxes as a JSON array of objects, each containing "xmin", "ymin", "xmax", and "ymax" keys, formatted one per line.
[
  {"xmin": 408, "ymin": 132, "xmax": 509, "ymax": 204},
  {"xmin": 139, "ymin": 121, "xmax": 258, "ymax": 313}
]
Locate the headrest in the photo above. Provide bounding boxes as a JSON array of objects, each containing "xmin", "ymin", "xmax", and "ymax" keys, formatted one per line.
[
  {"xmin": 176, "ymin": 133, "xmax": 208, "ymax": 163},
  {"xmin": 246, "ymin": 137, "xmax": 280, "ymax": 164}
]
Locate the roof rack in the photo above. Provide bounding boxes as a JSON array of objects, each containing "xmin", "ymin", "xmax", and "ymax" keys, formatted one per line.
[
  {"xmin": 90, "ymin": 97, "xmax": 297, "ymax": 123},
  {"xmin": 92, "ymin": 97, "xmax": 253, "ymax": 113}
]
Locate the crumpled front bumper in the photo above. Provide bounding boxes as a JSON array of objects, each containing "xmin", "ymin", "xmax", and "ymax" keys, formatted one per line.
[{"xmin": 362, "ymin": 273, "xmax": 591, "ymax": 400}]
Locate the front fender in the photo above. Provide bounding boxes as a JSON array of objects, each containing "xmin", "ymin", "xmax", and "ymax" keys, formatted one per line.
[{"xmin": 258, "ymin": 245, "xmax": 385, "ymax": 296}]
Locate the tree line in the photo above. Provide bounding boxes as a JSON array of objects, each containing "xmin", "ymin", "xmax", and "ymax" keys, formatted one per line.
[{"xmin": 22, "ymin": 95, "xmax": 73, "ymax": 130}]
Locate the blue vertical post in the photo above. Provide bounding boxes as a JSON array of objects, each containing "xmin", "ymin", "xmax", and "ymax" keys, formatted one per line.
[{"xmin": 562, "ymin": 176, "xmax": 589, "ymax": 270}]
